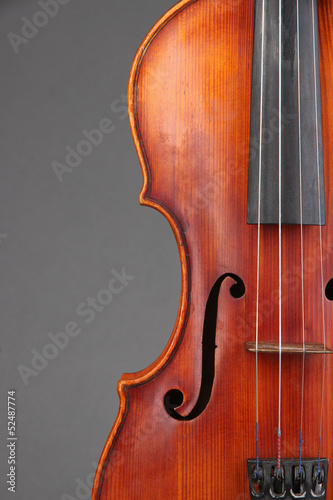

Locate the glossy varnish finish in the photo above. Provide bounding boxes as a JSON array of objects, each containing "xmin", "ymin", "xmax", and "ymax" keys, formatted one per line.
[{"xmin": 92, "ymin": 1, "xmax": 333, "ymax": 498}]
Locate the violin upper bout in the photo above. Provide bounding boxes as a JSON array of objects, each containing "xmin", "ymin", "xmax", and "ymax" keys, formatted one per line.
[{"xmin": 128, "ymin": 0, "xmax": 254, "ymax": 218}]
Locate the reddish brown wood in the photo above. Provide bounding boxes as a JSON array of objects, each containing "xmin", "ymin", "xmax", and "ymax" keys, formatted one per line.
[{"xmin": 92, "ymin": 1, "xmax": 333, "ymax": 498}]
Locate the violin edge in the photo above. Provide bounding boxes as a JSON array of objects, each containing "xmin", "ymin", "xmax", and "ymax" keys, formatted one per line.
[
  {"xmin": 92, "ymin": 2, "xmax": 196, "ymax": 498},
  {"xmin": 125, "ymin": 0, "xmax": 196, "ymax": 393}
]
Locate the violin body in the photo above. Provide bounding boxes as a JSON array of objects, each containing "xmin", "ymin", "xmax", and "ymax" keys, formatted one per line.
[{"xmin": 92, "ymin": 1, "xmax": 333, "ymax": 498}]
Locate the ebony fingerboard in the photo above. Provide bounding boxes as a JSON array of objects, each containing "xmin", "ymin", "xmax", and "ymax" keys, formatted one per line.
[{"xmin": 247, "ymin": 0, "xmax": 325, "ymax": 225}]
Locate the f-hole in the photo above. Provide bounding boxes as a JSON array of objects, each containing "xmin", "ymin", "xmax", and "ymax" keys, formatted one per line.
[
  {"xmin": 325, "ymin": 278, "xmax": 333, "ymax": 301},
  {"xmin": 164, "ymin": 273, "xmax": 245, "ymax": 421}
]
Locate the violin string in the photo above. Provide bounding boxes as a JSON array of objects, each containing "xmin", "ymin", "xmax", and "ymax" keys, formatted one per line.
[
  {"xmin": 277, "ymin": 0, "xmax": 282, "ymax": 473},
  {"xmin": 296, "ymin": 0, "xmax": 306, "ymax": 475},
  {"xmin": 255, "ymin": 0, "xmax": 266, "ymax": 479},
  {"xmin": 311, "ymin": 0, "xmax": 327, "ymax": 475}
]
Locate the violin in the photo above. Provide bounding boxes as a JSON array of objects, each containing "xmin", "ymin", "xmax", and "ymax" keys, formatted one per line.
[{"xmin": 92, "ymin": 0, "xmax": 333, "ymax": 498}]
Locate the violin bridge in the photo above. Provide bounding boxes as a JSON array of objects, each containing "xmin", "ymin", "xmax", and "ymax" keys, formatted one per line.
[
  {"xmin": 247, "ymin": 458, "xmax": 328, "ymax": 499},
  {"xmin": 246, "ymin": 342, "xmax": 333, "ymax": 355}
]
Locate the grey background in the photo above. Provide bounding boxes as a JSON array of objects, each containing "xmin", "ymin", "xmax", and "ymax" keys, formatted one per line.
[{"xmin": 0, "ymin": 0, "xmax": 180, "ymax": 498}]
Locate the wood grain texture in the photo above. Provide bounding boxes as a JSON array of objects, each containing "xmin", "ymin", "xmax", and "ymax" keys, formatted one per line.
[{"xmin": 92, "ymin": 0, "xmax": 333, "ymax": 498}]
